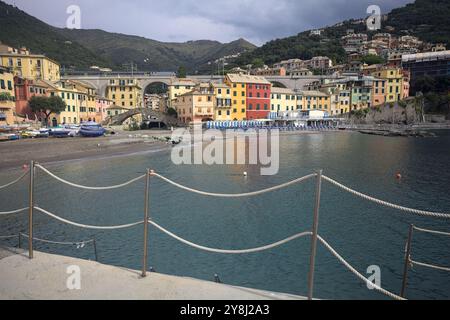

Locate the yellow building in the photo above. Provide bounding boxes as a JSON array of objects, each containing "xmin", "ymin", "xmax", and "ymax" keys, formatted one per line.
[
  {"xmin": 106, "ymin": 78, "xmax": 142, "ymax": 110},
  {"xmin": 212, "ymin": 82, "xmax": 232, "ymax": 121},
  {"xmin": 168, "ymin": 78, "xmax": 197, "ymax": 108},
  {"xmin": 372, "ymin": 68, "xmax": 403, "ymax": 103},
  {"xmin": 45, "ymin": 80, "xmax": 98, "ymax": 126},
  {"xmin": 224, "ymin": 74, "xmax": 247, "ymax": 121},
  {"xmin": 0, "ymin": 45, "xmax": 60, "ymax": 81},
  {"xmin": 322, "ymin": 82, "xmax": 351, "ymax": 115},
  {"xmin": 0, "ymin": 66, "xmax": 17, "ymax": 125},
  {"xmin": 173, "ymin": 84, "xmax": 215, "ymax": 124},
  {"xmin": 297, "ymin": 91, "xmax": 331, "ymax": 113},
  {"xmin": 71, "ymin": 80, "xmax": 98, "ymax": 122},
  {"xmin": 270, "ymin": 87, "xmax": 297, "ymax": 113}
]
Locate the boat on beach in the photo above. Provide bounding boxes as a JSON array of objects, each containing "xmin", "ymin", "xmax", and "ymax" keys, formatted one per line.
[
  {"xmin": 49, "ymin": 128, "xmax": 71, "ymax": 138},
  {"xmin": 79, "ymin": 122, "xmax": 106, "ymax": 138}
]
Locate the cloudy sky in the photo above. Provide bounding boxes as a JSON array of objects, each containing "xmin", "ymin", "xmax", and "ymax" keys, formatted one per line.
[{"xmin": 5, "ymin": 0, "xmax": 413, "ymax": 45}]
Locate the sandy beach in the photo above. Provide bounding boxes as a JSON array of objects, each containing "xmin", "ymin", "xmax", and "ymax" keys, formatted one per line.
[{"xmin": 0, "ymin": 130, "xmax": 173, "ymax": 171}]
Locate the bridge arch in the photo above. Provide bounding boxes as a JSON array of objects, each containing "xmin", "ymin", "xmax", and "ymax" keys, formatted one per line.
[
  {"xmin": 104, "ymin": 108, "xmax": 178, "ymax": 127},
  {"xmin": 270, "ymin": 81, "xmax": 288, "ymax": 88}
]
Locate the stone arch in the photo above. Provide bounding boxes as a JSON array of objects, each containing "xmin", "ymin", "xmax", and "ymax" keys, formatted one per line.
[
  {"xmin": 270, "ymin": 81, "xmax": 288, "ymax": 88},
  {"xmin": 140, "ymin": 79, "xmax": 172, "ymax": 105},
  {"xmin": 105, "ymin": 108, "xmax": 178, "ymax": 127}
]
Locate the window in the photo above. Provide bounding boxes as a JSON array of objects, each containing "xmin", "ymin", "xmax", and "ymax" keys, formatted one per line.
[
  {"xmin": 248, "ymin": 104, "xmax": 253, "ymax": 110},
  {"xmin": 7, "ymin": 81, "xmax": 12, "ymax": 90},
  {"xmin": 218, "ymin": 89, "xmax": 222, "ymax": 94},
  {"xmin": 241, "ymin": 109, "xmax": 245, "ymax": 113},
  {"xmin": 0, "ymin": 80, "xmax": 5, "ymax": 89}
]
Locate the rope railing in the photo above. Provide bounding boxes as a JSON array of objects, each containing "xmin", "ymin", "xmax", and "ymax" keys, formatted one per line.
[
  {"xmin": 34, "ymin": 207, "xmax": 144, "ymax": 230},
  {"xmin": 317, "ymin": 235, "xmax": 405, "ymax": 300},
  {"xmin": 19, "ymin": 233, "xmax": 94, "ymax": 246},
  {"xmin": 0, "ymin": 207, "xmax": 29, "ymax": 216},
  {"xmin": 410, "ymin": 260, "xmax": 450, "ymax": 273},
  {"xmin": 151, "ymin": 172, "xmax": 317, "ymax": 198},
  {"xmin": 147, "ymin": 219, "xmax": 403, "ymax": 300},
  {"xmin": 413, "ymin": 226, "xmax": 450, "ymax": 237},
  {"xmin": 148, "ymin": 219, "xmax": 312, "ymax": 254},
  {"xmin": 2, "ymin": 163, "xmax": 449, "ymax": 300},
  {"xmin": 0, "ymin": 170, "xmax": 29, "ymax": 190},
  {"xmin": 0, "ymin": 234, "xmax": 19, "ymax": 240},
  {"xmin": 36, "ymin": 164, "xmax": 146, "ymax": 190},
  {"xmin": 322, "ymin": 176, "xmax": 450, "ymax": 219}
]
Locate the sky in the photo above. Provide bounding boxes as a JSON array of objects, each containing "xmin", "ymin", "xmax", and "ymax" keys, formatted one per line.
[{"xmin": 4, "ymin": 0, "xmax": 414, "ymax": 45}]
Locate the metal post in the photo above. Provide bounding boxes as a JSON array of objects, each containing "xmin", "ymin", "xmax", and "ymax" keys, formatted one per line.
[
  {"xmin": 141, "ymin": 169, "xmax": 151, "ymax": 277},
  {"xmin": 28, "ymin": 161, "xmax": 35, "ymax": 259},
  {"xmin": 400, "ymin": 224, "xmax": 414, "ymax": 298},
  {"xmin": 93, "ymin": 239, "xmax": 98, "ymax": 262},
  {"xmin": 308, "ymin": 170, "xmax": 323, "ymax": 300},
  {"xmin": 18, "ymin": 233, "xmax": 21, "ymax": 249}
]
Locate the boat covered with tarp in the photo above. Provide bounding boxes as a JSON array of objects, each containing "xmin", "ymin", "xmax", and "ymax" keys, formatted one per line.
[{"xmin": 79, "ymin": 122, "xmax": 106, "ymax": 137}]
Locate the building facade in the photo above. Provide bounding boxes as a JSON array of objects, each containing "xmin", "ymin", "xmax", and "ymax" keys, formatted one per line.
[
  {"xmin": 106, "ymin": 78, "xmax": 142, "ymax": 110},
  {"xmin": 0, "ymin": 66, "xmax": 16, "ymax": 125},
  {"xmin": 0, "ymin": 45, "xmax": 60, "ymax": 82},
  {"xmin": 14, "ymin": 77, "xmax": 50, "ymax": 120}
]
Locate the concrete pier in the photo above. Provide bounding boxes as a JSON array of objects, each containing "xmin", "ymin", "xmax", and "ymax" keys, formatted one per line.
[{"xmin": 0, "ymin": 248, "xmax": 306, "ymax": 300}]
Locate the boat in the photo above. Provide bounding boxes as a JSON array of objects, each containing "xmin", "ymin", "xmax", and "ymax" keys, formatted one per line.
[
  {"xmin": 79, "ymin": 122, "xmax": 106, "ymax": 137},
  {"xmin": 49, "ymin": 128, "xmax": 71, "ymax": 138}
]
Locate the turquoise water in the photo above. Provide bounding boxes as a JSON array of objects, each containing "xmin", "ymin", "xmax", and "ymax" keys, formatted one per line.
[{"xmin": 1, "ymin": 131, "xmax": 450, "ymax": 300}]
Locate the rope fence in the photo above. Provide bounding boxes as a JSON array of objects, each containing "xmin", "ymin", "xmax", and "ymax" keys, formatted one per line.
[
  {"xmin": 36, "ymin": 164, "xmax": 146, "ymax": 190},
  {"xmin": 19, "ymin": 233, "xmax": 94, "ymax": 247},
  {"xmin": 322, "ymin": 176, "xmax": 450, "ymax": 219},
  {"xmin": 152, "ymin": 172, "xmax": 317, "ymax": 198},
  {"xmin": 410, "ymin": 260, "xmax": 450, "ymax": 273},
  {"xmin": 1, "ymin": 162, "xmax": 450, "ymax": 300},
  {"xmin": 413, "ymin": 226, "xmax": 450, "ymax": 237},
  {"xmin": 34, "ymin": 207, "xmax": 144, "ymax": 230},
  {"xmin": 0, "ymin": 234, "xmax": 19, "ymax": 240},
  {"xmin": 148, "ymin": 219, "xmax": 312, "ymax": 254},
  {"xmin": 0, "ymin": 170, "xmax": 29, "ymax": 190},
  {"xmin": 0, "ymin": 207, "xmax": 29, "ymax": 216}
]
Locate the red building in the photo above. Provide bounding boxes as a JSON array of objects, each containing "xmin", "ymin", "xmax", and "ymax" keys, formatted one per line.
[
  {"xmin": 246, "ymin": 80, "xmax": 271, "ymax": 120},
  {"xmin": 14, "ymin": 77, "xmax": 50, "ymax": 120}
]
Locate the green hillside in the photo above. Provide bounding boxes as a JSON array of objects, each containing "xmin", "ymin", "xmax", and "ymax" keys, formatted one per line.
[
  {"xmin": 233, "ymin": 0, "xmax": 450, "ymax": 68},
  {"xmin": 0, "ymin": 1, "xmax": 114, "ymax": 69},
  {"xmin": 55, "ymin": 28, "xmax": 255, "ymax": 72}
]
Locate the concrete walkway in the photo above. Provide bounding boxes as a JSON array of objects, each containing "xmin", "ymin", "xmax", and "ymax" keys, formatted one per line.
[{"xmin": 0, "ymin": 249, "xmax": 305, "ymax": 300}]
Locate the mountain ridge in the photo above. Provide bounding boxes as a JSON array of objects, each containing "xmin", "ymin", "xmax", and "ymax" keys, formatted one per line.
[{"xmin": 0, "ymin": 0, "xmax": 256, "ymax": 72}]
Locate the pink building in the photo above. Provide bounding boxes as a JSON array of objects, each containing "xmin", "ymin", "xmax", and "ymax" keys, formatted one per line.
[{"xmin": 96, "ymin": 97, "xmax": 114, "ymax": 123}]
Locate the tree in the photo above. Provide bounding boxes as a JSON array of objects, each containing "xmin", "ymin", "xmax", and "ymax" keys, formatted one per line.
[
  {"xmin": 360, "ymin": 54, "xmax": 385, "ymax": 65},
  {"xmin": 177, "ymin": 66, "xmax": 187, "ymax": 78},
  {"xmin": 251, "ymin": 58, "xmax": 265, "ymax": 69},
  {"xmin": 167, "ymin": 107, "xmax": 178, "ymax": 118},
  {"xmin": 29, "ymin": 95, "xmax": 66, "ymax": 126}
]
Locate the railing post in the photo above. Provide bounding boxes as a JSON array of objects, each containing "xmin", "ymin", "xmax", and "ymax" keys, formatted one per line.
[
  {"xmin": 28, "ymin": 161, "xmax": 35, "ymax": 259},
  {"xmin": 308, "ymin": 169, "xmax": 322, "ymax": 300},
  {"xmin": 93, "ymin": 239, "xmax": 98, "ymax": 262},
  {"xmin": 401, "ymin": 224, "xmax": 414, "ymax": 298},
  {"xmin": 141, "ymin": 169, "xmax": 151, "ymax": 277}
]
